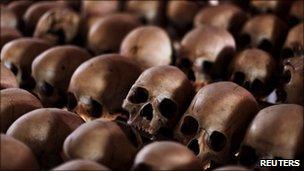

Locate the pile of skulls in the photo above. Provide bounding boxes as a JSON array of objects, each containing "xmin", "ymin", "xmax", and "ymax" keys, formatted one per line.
[{"xmin": 1, "ymin": 0, "xmax": 303, "ymax": 170}]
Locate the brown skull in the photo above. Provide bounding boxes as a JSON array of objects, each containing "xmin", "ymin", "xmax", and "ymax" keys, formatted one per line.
[
  {"xmin": 281, "ymin": 23, "xmax": 304, "ymax": 58},
  {"xmin": 131, "ymin": 141, "xmax": 202, "ymax": 171},
  {"xmin": 68, "ymin": 54, "xmax": 142, "ymax": 121},
  {"xmin": 177, "ymin": 25, "xmax": 235, "ymax": 86},
  {"xmin": 1, "ymin": 64, "xmax": 18, "ymax": 89},
  {"xmin": 125, "ymin": 0, "xmax": 165, "ymax": 25},
  {"xmin": 289, "ymin": 0, "xmax": 303, "ymax": 25},
  {"xmin": 0, "ymin": 27, "xmax": 21, "ymax": 50},
  {"xmin": 194, "ymin": 4, "xmax": 247, "ymax": 35},
  {"xmin": 6, "ymin": 108, "xmax": 84, "ymax": 169},
  {"xmin": 276, "ymin": 57, "xmax": 303, "ymax": 105},
  {"xmin": 228, "ymin": 48, "xmax": 276, "ymax": 97},
  {"xmin": 7, "ymin": 1, "xmax": 33, "ymax": 22},
  {"xmin": 63, "ymin": 119, "xmax": 142, "ymax": 171},
  {"xmin": 167, "ymin": 0, "xmax": 201, "ymax": 31},
  {"xmin": 88, "ymin": 13, "xmax": 140, "ymax": 55},
  {"xmin": 52, "ymin": 159, "xmax": 110, "ymax": 171},
  {"xmin": 239, "ymin": 14, "xmax": 287, "ymax": 55},
  {"xmin": 34, "ymin": 8, "xmax": 80, "ymax": 45},
  {"xmin": 1, "ymin": 38, "xmax": 51, "ymax": 89},
  {"xmin": 0, "ymin": 88, "xmax": 42, "ymax": 132},
  {"xmin": 32, "ymin": 45, "xmax": 91, "ymax": 107},
  {"xmin": 238, "ymin": 104, "xmax": 303, "ymax": 168},
  {"xmin": 174, "ymin": 82, "xmax": 258, "ymax": 167},
  {"xmin": 123, "ymin": 66, "xmax": 195, "ymax": 140},
  {"xmin": 1, "ymin": 6, "xmax": 18, "ymax": 29},
  {"xmin": 23, "ymin": 1, "xmax": 67, "ymax": 34},
  {"xmin": 1, "ymin": 134, "xmax": 39, "ymax": 170},
  {"xmin": 120, "ymin": 26, "xmax": 172, "ymax": 69},
  {"xmin": 81, "ymin": 0, "xmax": 118, "ymax": 19}
]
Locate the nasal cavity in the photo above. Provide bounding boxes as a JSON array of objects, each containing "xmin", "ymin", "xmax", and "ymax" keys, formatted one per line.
[
  {"xmin": 208, "ymin": 131, "xmax": 226, "ymax": 152},
  {"xmin": 188, "ymin": 139, "xmax": 200, "ymax": 155},
  {"xmin": 40, "ymin": 81, "xmax": 54, "ymax": 96},
  {"xmin": 251, "ymin": 79, "xmax": 264, "ymax": 94},
  {"xmin": 180, "ymin": 116, "xmax": 199, "ymax": 136},
  {"xmin": 128, "ymin": 87, "xmax": 149, "ymax": 104},
  {"xmin": 232, "ymin": 71, "xmax": 245, "ymax": 85},
  {"xmin": 140, "ymin": 103, "xmax": 153, "ymax": 121}
]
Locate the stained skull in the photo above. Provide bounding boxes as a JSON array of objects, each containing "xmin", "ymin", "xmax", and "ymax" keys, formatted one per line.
[
  {"xmin": 174, "ymin": 82, "xmax": 258, "ymax": 167},
  {"xmin": 123, "ymin": 65, "xmax": 195, "ymax": 140}
]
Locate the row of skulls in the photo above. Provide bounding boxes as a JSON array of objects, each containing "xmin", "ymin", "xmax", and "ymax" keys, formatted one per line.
[{"xmin": 1, "ymin": 0, "xmax": 303, "ymax": 170}]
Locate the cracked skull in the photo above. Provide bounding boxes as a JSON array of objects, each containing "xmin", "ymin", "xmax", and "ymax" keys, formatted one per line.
[
  {"xmin": 32, "ymin": 45, "xmax": 91, "ymax": 107},
  {"xmin": 123, "ymin": 65, "xmax": 195, "ymax": 140},
  {"xmin": 229, "ymin": 48, "xmax": 276, "ymax": 98},
  {"xmin": 68, "ymin": 54, "xmax": 142, "ymax": 121},
  {"xmin": 238, "ymin": 104, "xmax": 303, "ymax": 168},
  {"xmin": 174, "ymin": 82, "xmax": 258, "ymax": 167}
]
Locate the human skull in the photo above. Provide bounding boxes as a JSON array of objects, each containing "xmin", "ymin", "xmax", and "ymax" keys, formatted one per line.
[
  {"xmin": 1, "ymin": 88, "xmax": 42, "ymax": 132},
  {"xmin": 177, "ymin": 25, "xmax": 235, "ymax": 87},
  {"xmin": 239, "ymin": 14, "xmax": 287, "ymax": 55},
  {"xmin": 238, "ymin": 104, "xmax": 303, "ymax": 168},
  {"xmin": 68, "ymin": 54, "xmax": 142, "ymax": 121},
  {"xmin": 0, "ymin": 27, "xmax": 21, "ymax": 50},
  {"xmin": 123, "ymin": 65, "xmax": 195, "ymax": 140},
  {"xmin": 276, "ymin": 57, "xmax": 303, "ymax": 105},
  {"xmin": 88, "ymin": 13, "xmax": 140, "ymax": 55},
  {"xmin": 228, "ymin": 48, "xmax": 276, "ymax": 98},
  {"xmin": 63, "ymin": 119, "xmax": 142, "ymax": 171},
  {"xmin": 120, "ymin": 26, "xmax": 172, "ymax": 70},
  {"xmin": 34, "ymin": 8, "xmax": 80, "ymax": 45},
  {"xmin": 281, "ymin": 23, "xmax": 303, "ymax": 58},
  {"xmin": 174, "ymin": 82, "xmax": 258, "ymax": 168},
  {"xmin": 131, "ymin": 141, "xmax": 202, "ymax": 171},
  {"xmin": 1, "ymin": 38, "xmax": 52, "ymax": 89},
  {"xmin": 31, "ymin": 45, "xmax": 91, "ymax": 107},
  {"xmin": 194, "ymin": 4, "xmax": 247, "ymax": 35},
  {"xmin": 52, "ymin": 160, "xmax": 110, "ymax": 171},
  {"xmin": 1, "ymin": 64, "xmax": 18, "ymax": 89}
]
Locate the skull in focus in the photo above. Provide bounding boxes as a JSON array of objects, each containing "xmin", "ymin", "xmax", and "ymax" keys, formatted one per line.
[
  {"xmin": 123, "ymin": 65, "xmax": 195, "ymax": 140},
  {"xmin": 228, "ymin": 48, "xmax": 276, "ymax": 98},
  {"xmin": 174, "ymin": 82, "xmax": 258, "ymax": 167},
  {"xmin": 276, "ymin": 56, "xmax": 303, "ymax": 105},
  {"xmin": 177, "ymin": 25, "xmax": 235, "ymax": 87},
  {"xmin": 68, "ymin": 54, "xmax": 142, "ymax": 121},
  {"xmin": 238, "ymin": 104, "xmax": 303, "ymax": 168},
  {"xmin": 1, "ymin": 38, "xmax": 52, "ymax": 89},
  {"xmin": 32, "ymin": 45, "xmax": 91, "ymax": 107}
]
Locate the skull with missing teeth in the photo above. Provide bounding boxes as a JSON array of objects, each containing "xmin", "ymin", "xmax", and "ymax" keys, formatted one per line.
[
  {"xmin": 123, "ymin": 66, "xmax": 195, "ymax": 140},
  {"xmin": 174, "ymin": 82, "xmax": 258, "ymax": 167}
]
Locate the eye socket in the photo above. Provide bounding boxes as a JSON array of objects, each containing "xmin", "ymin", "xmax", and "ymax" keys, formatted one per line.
[
  {"xmin": 201, "ymin": 61, "xmax": 213, "ymax": 73},
  {"xmin": 281, "ymin": 48, "xmax": 294, "ymax": 58},
  {"xmin": 48, "ymin": 28, "xmax": 65, "ymax": 44},
  {"xmin": 67, "ymin": 92, "xmax": 77, "ymax": 110},
  {"xmin": 5, "ymin": 62, "xmax": 18, "ymax": 75},
  {"xmin": 158, "ymin": 98, "xmax": 177, "ymax": 119},
  {"xmin": 282, "ymin": 70, "xmax": 291, "ymax": 83},
  {"xmin": 251, "ymin": 79, "xmax": 264, "ymax": 94},
  {"xmin": 238, "ymin": 145, "xmax": 259, "ymax": 166},
  {"xmin": 238, "ymin": 33, "xmax": 251, "ymax": 48},
  {"xmin": 178, "ymin": 58, "xmax": 192, "ymax": 68},
  {"xmin": 40, "ymin": 81, "xmax": 54, "ymax": 96},
  {"xmin": 89, "ymin": 99, "xmax": 103, "ymax": 118},
  {"xmin": 128, "ymin": 87, "xmax": 149, "ymax": 104},
  {"xmin": 180, "ymin": 116, "xmax": 199, "ymax": 136},
  {"xmin": 187, "ymin": 139, "xmax": 200, "ymax": 155},
  {"xmin": 207, "ymin": 131, "xmax": 226, "ymax": 152},
  {"xmin": 258, "ymin": 39, "xmax": 273, "ymax": 52},
  {"xmin": 232, "ymin": 71, "xmax": 245, "ymax": 85}
]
